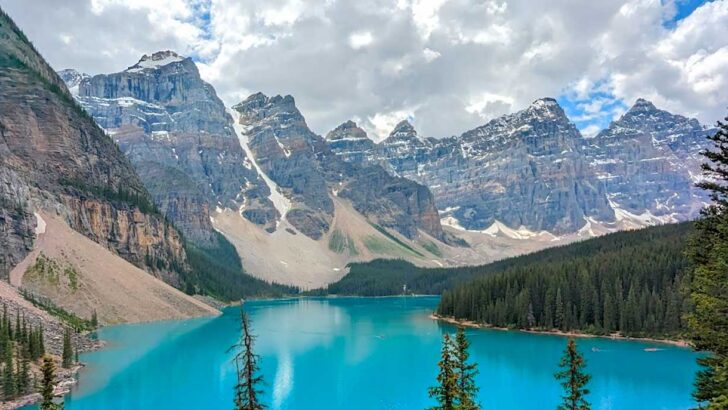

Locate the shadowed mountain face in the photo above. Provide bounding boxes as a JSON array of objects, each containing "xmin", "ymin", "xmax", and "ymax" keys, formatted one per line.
[
  {"xmin": 327, "ymin": 98, "xmax": 715, "ymax": 235},
  {"xmin": 66, "ymin": 51, "xmax": 278, "ymax": 244},
  {"xmin": 233, "ymin": 93, "xmax": 445, "ymax": 241},
  {"xmin": 0, "ymin": 11, "xmax": 185, "ymax": 282}
]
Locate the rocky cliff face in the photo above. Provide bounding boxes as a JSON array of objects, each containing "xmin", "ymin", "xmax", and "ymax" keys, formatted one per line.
[
  {"xmin": 328, "ymin": 98, "xmax": 713, "ymax": 235},
  {"xmin": 325, "ymin": 120, "xmax": 376, "ymax": 165},
  {"xmin": 57, "ymin": 68, "xmax": 89, "ymax": 95},
  {"xmin": 585, "ymin": 98, "xmax": 713, "ymax": 221},
  {"xmin": 0, "ymin": 10, "xmax": 186, "ymax": 281},
  {"xmin": 329, "ymin": 99, "xmax": 615, "ymax": 234},
  {"xmin": 234, "ymin": 93, "xmax": 334, "ymax": 239},
  {"xmin": 68, "ymin": 52, "xmax": 278, "ymax": 243},
  {"xmin": 233, "ymin": 93, "xmax": 445, "ymax": 241}
]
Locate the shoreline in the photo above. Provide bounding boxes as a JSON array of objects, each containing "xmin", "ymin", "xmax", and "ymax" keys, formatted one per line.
[
  {"xmin": 431, "ymin": 314, "xmax": 692, "ymax": 348},
  {"xmin": 2, "ymin": 362, "xmax": 85, "ymax": 410}
]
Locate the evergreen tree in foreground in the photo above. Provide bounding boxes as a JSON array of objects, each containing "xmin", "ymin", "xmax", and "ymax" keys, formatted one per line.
[
  {"xmin": 554, "ymin": 339, "xmax": 590, "ymax": 410},
  {"xmin": 232, "ymin": 308, "xmax": 264, "ymax": 410},
  {"xmin": 689, "ymin": 111, "xmax": 728, "ymax": 407},
  {"xmin": 454, "ymin": 327, "xmax": 480, "ymax": 409},
  {"xmin": 40, "ymin": 356, "xmax": 62, "ymax": 410},
  {"xmin": 429, "ymin": 333, "xmax": 459, "ymax": 410}
]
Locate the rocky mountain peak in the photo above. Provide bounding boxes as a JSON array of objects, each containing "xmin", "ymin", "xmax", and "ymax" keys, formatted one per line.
[
  {"xmin": 57, "ymin": 68, "xmax": 90, "ymax": 95},
  {"xmin": 126, "ymin": 50, "xmax": 187, "ymax": 72},
  {"xmin": 234, "ymin": 92, "xmax": 308, "ymax": 131},
  {"xmin": 392, "ymin": 119, "xmax": 416, "ymax": 134},
  {"xmin": 599, "ymin": 98, "xmax": 703, "ymax": 139},
  {"xmin": 383, "ymin": 120, "xmax": 423, "ymax": 145},
  {"xmin": 524, "ymin": 97, "xmax": 568, "ymax": 121},
  {"xmin": 630, "ymin": 98, "xmax": 658, "ymax": 112},
  {"xmin": 326, "ymin": 120, "xmax": 370, "ymax": 141},
  {"xmin": 587, "ymin": 97, "xmax": 713, "ymax": 222}
]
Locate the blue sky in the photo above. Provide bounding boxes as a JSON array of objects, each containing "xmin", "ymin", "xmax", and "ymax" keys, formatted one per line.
[
  {"xmin": 558, "ymin": 0, "xmax": 713, "ymax": 137},
  {"xmin": 2, "ymin": 0, "xmax": 726, "ymax": 140}
]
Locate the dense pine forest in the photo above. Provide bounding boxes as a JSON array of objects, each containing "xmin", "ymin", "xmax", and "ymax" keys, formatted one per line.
[
  {"xmin": 437, "ymin": 222, "xmax": 692, "ymax": 338},
  {"xmin": 323, "ymin": 222, "xmax": 693, "ymax": 338},
  {"xmin": 184, "ymin": 232, "xmax": 298, "ymax": 300}
]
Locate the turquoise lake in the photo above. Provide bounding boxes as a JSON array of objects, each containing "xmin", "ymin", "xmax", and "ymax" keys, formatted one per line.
[{"xmin": 28, "ymin": 297, "xmax": 700, "ymax": 409}]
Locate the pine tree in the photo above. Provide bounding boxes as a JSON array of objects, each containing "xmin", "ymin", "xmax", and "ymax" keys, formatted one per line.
[
  {"xmin": 61, "ymin": 328, "xmax": 73, "ymax": 369},
  {"xmin": 17, "ymin": 343, "xmax": 30, "ymax": 395},
  {"xmin": 555, "ymin": 288, "xmax": 565, "ymax": 331},
  {"xmin": 453, "ymin": 327, "xmax": 480, "ymax": 409},
  {"xmin": 429, "ymin": 333, "xmax": 459, "ymax": 410},
  {"xmin": 554, "ymin": 339, "xmax": 590, "ymax": 410},
  {"xmin": 40, "ymin": 356, "xmax": 62, "ymax": 410},
  {"xmin": 38, "ymin": 324, "xmax": 45, "ymax": 357},
  {"xmin": 90, "ymin": 310, "xmax": 98, "ymax": 329},
  {"xmin": 232, "ymin": 308, "xmax": 264, "ymax": 410},
  {"xmin": 688, "ymin": 112, "xmax": 728, "ymax": 407},
  {"xmin": 3, "ymin": 341, "xmax": 15, "ymax": 399}
]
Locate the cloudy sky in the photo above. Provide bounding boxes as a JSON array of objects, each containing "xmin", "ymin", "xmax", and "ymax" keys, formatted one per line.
[{"xmin": 1, "ymin": 0, "xmax": 726, "ymax": 140}]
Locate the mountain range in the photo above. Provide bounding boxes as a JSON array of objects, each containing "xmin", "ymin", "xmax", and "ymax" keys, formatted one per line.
[
  {"xmin": 54, "ymin": 50, "xmax": 715, "ymax": 290},
  {"xmin": 326, "ymin": 97, "xmax": 713, "ymax": 236},
  {"xmin": 0, "ymin": 2, "xmax": 715, "ymax": 313}
]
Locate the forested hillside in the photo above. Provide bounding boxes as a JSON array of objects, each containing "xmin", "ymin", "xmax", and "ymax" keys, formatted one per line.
[
  {"xmin": 324, "ymin": 223, "xmax": 693, "ymax": 338},
  {"xmin": 437, "ymin": 222, "xmax": 692, "ymax": 338}
]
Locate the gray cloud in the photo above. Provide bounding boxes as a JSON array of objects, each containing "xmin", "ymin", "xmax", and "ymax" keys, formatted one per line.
[{"xmin": 1, "ymin": 0, "xmax": 726, "ymax": 140}]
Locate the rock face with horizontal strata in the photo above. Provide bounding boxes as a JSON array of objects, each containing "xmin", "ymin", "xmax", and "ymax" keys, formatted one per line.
[
  {"xmin": 327, "ymin": 98, "xmax": 715, "ymax": 235},
  {"xmin": 585, "ymin": 98, "xmax": 713, "ymax": 220},
  {"xmin": 0, "ymin": 12, "xmax": 186, "ymax": 282},
  {"xmin": 67, "ymin": 52, "xmax": 278, "ymax": 244},
  {"xmin": 233, "ymin": 93, "xmax": 445, "ymax": 241},
  {"xmin": 328, "ymin": 99, "xmax": 616, "ymax": 234}
]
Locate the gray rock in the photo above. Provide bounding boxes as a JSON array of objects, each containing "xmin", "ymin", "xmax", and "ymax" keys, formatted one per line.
[
  {"xmin": 234, "ymin": 93, "xmax": 445, "ymax": 241},
  {"xmin": 67, "ymin": 51, "xmax": 280, "ymax": 243},
  {"xmin": 585, "ymin": 98, "xmax": 714, "ymax": 220}
]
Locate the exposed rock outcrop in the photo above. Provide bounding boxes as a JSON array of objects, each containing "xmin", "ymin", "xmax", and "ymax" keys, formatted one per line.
[
  {"xmin": 71, "ymin": 51, "xmax": 278, "ymax": 243},
  {"xmin": 327, "ymin": 98, "xmax": 714, "ymax": 235},
  {"xmin": 585, "ymin": 98, "xmax": 713, "ymax": 221},
  {"xmin": 0, "ymin": 9, "xmax": 186, "ymax": 282},
  {"xmin": 233, "ymin": 93, "xmax": 445, "ymax": 241}
]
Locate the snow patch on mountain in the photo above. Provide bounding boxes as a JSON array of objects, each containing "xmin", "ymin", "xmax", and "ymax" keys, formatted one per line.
[
  {"xmin": 229, "ymin": 109, "xmax": 291, "ymax": 221},
  {"xmin": 126, "ymin": 51, "xmax": 185, "ymax": 72}
]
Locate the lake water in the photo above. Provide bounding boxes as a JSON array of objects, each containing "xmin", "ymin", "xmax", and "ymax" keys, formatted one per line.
[{"xmin": 26, "ymin": 297, "xmax": 700, "ymax": 409}]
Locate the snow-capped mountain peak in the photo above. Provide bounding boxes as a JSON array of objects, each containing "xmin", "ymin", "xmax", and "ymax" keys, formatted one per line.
[
  {"xmin": 57, "ymin": 68, "xmax": 90, "ymax": 95},
  {"xmin": 126, "ymin": 50, "xmax": 186, "ymax": 72}
]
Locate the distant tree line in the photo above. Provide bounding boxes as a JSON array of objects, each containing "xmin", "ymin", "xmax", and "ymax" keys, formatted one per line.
[
  {"xmin": 436, "ymin": 222, "xmax": 692, "ymax": 338},
  {"xmin": 183, "ymin": 231, "xmax": 298, "ymax": 301}
]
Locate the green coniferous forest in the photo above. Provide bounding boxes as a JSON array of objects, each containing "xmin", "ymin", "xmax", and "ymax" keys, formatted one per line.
[
  {"xmin": 323, "ymin": 222, "xmax": 693, "ymax": 339},
  {"xmin": 437, "ymin": 222, "xmax": 692, "ymax": 338}
]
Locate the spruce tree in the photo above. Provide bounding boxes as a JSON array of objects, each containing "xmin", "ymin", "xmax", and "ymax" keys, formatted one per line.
[
  {"xmin": 453, "ymin": 327, "xmax": 480, "ymax": 409},
  {"xmin": 555, "ymin": 288, "xmax": 565, "ymax": 331},
  {"xmin": 38, "ymin": 324, "xmax": 45, "ymax": 357},
  {"xmin": 429, "ymin": 333, "xmax": 458, "ymax": 410},
  {"xmin": 3, "ymin": 341, "xmax": 15, "ymax": 399},
  {"xmin": 17, "ymin": 343, "xmax": 30, "ymax": 395},
  {"xmin": 40, "ymin": 356, "xmax": 61, "ymax": 410},
  {"xmin": 554, "ymin": 339, "xmax": 590, "ymax": 410},
  {"xmin": 61, "ymin": 328, "xmax": 73, "ymax": 369},
  {"xmin": 688, "ymin": 112, "xmax": 728, "ymax": 407},
  {"xmin": 232, "ymin": 308, "xmax": 264, "ymax": 410}
]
